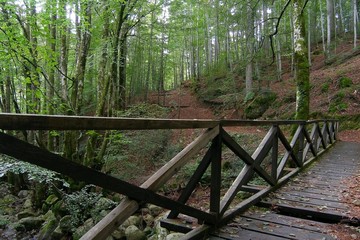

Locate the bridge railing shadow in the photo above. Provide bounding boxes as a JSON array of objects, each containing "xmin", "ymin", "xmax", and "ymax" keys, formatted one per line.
[{"xmin": 0, "ymin": 114, "xmax": 338, "ymax": 239}]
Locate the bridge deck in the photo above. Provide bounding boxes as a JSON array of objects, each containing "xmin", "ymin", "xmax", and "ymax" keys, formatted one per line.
[{"xmin": 210, "ymin": 141, "xmax": 360, "ymax": 239}]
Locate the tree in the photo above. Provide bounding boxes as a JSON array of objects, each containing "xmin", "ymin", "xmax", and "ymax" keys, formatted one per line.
[{"xmin": 293, "ymin": 0, "xmax": 310, "ymax": 120}]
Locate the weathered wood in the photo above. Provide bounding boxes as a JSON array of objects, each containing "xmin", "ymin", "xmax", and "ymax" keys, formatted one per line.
[
  {"xmin": 180, "ymin": 224, "xmax": 212, "ymax": 240},
  {"xmin": 222, "ymin": 127, "xmax": 275, "ymax": 186},
  {"xmin": 210, "ymin": 135, "xmax": 222, "ymax": 216},
  {"xmin": 220, "ymin": 127, "xmax": 277, "ymax": 216},
  {"xmin": 0, "ymin": 132, "xmax": 217, "ymax": 224},
  {"xmin": 80, "ymin": 199, "xmax": 138, "ymax": 240},
  {"xmin": 0, "ymin": 113, "xmax": 218, "ymax": 130},
  {"xmin": 220, "ymin": 119, "xmax": 307, "ymax": 127}
]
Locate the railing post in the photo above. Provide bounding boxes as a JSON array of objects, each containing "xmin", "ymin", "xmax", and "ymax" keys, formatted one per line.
[
  {"xmin": 210, "ymin": 128, "xmax": 222, "ymax": 221},
  {"xmin": 271, "ymin": 125, "xmax": 279, "ymax": 183},
  {"xmin": 297, "ymin": 124, "xmax": 305, "ymax": 166}
]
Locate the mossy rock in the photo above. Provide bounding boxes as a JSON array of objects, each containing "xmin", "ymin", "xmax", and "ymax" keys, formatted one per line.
[
  {"xmin": 245, "ymin": 91, "xmax": 277, "ymax": 119},
  {"xmin": 38, "ymin": 211, "xmax": 58, "ymax": 240}
]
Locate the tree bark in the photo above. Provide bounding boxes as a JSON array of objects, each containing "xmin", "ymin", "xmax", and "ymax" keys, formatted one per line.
[{"xmin": 293, "ymin": 0, "xmax": 310, "ymax": 120}]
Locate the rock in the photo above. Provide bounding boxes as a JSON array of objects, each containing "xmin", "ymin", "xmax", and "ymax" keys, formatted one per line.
[
  {"xmin": 17, "ymin": 209, "xmax": 36, "ymax": 219},
  {"xmin": 59, "ymin": 215, "xmax": 73, "ymax": 233},
  {"xmin": 45, "ymin": 194, "xmax": 59, "ymax": 206},
  {"xmin": 92, "ymin": 209, "xmax": 110, "ymax": 223},
  {"xmin": 73, "ymin": 218, "xmax": 94, "ymax": 240},
  {"xmin": 18, "ymin": 190, "xmax": 30, "ymax": 198},
  {"xmin": 23, "ymin": 198, "xmax": 33, "ymax": 210},
  {"xmin": 143, "ymin": 214, "xmax": 154, "ymax": 227},
  {"xmin": 122, "ymin": 215, "xmax": 142, "ymax": 228},
  {"xmin": 143, "ymin": 226, "xmax": 153, "ymax": 235},
  {"xmin": 166, "ymin": 233, "xmax": 185, "ymax": 240},
  {"xmin": 94, "ymin": 197, "xmax": 115, "ymax": 211},
  {"xmin": 112, "ymin": 229, "xmax": 126, "ymax": 240},
  {"xmin": 150, "ymin": 222, "xmax": 169, "ymax": 240},
  {"xmin": 17, "ymin": 216, "xmax": 44, "ymax": 231},
  {"xmin": 51, "ymin": 226, "xmax": 64, "ymax": 240},
  {"xmin": 351, "ymin": 234, "xmax": 357, "ymax": 239},
  {"xmin": 352, "ymin": 199, "xmax": 360, "ymax": 206},
  {"xmin": 0, "ymin": 194, "xmax": 17, "ymax": 214},
  {"xmin": 148, "ymin": 205, "xmax": 163, "ymax": 217},
  {"xmin": 125, "ymin": 225, "xmax": 146, "ymax": 240},
  {"xmin": 52, "ymin": 200, "xmax": 68, "ymax": 218},
  {"xmin": 38, "ymin": 211, "xmax": 58, "ymax": 240}
]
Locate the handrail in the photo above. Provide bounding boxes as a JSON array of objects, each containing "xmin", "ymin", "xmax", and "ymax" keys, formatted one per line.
[{"xmin": 0, "ymin": 113, "xmax": 339, "ymax": 239}]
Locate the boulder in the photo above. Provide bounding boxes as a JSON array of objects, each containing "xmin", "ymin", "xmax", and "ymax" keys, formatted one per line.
[
  {"xmin": 112, "ymin": 229, "xmax": 126, "ymax": 240},
  {"xmin": 166, "ymin": 233, "xmax": 185, "ymax": 240},
  {"xmin": 17, "ymin": 209, "xmax": 36, "ymax": 219},
  {"xmin": 143, "ymin": 214, "xmax": 154, "ymax": 227},
  {"xmin": 125, "ymin": 225, "xmax": 146, "ymax": 240},
  {"xmin": 148, "ymin": 205, "xmax": 163, "ymax": 217},
  {"xmin": 37, "ymin": 211, "xmax": 58, "ymax": 240},
  {"xmin": 17, "ymin": 216, "xmax": 44, "ymax": 231},
  {"xmin": 122, "ymin": 215, "xmax": 141, "ymax": 228},
  {"xmin": 73, "ymin": 218, "xmax": 94, "ymax": 240},
  {"xmin": 59, "ymin": 215, "xmax": 73, "ymax": 233}
]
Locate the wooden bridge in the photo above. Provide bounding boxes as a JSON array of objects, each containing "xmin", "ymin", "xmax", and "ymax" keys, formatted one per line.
[{"xmin": 0, "ymin": 114, "xmax": 358, "ymax": 239}]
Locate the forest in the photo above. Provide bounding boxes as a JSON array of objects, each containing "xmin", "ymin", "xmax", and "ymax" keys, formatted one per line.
[{"xmin": 0, "ymin": 0, "xmax": 359, "ymax": 239}]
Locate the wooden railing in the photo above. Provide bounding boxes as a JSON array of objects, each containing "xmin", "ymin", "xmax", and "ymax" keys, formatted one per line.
[{"xmin": 0, "ymin": 114, "xmax": 339, "ymax": 240}]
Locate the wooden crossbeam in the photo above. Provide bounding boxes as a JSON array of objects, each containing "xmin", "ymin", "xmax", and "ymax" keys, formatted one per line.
[
  {"xmin": 219, "ymin": 127, "xmax": 277, "ymax": 215},
  {"xmin": 222, "ymin": 130, "xmax": 274, "ymax": 185},
  {"xmin": 0, "ymin": 113, "xmax": 218, "ymax": 130}
]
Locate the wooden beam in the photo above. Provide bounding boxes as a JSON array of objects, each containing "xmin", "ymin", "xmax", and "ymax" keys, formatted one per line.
[{"xmin": 0, "ymin": 113, "xmax": 218, "ymax": 130}]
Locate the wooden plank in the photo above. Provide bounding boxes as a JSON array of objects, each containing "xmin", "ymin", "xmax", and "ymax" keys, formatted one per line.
[
  {"xmin": 258, "ymin": 201, "xmax": 348, "ymax": 223},
  {"xmin": 81, "ymin": 199, "xmax": 138, "ymax": 240},
  {"xmin": 222, "ymin": 129, "xmax": 274, "ymax": 186},
  {"xmin": 269, "ymin": 193, "xmax": 347, "ymax": 209},
  {"xmin": 0, "ymin": 132, "xmax": 216, "ymax": 224},
  {"xmin": 230, "ymin": 215, "xmax": 334, "ymax": 240},
  {"xmin": 212, "ymin": 227, "xmax": 289, "ymax": 240},
  {"xmin": 242, "ymin": 211, "xmax": 332, "ymax": 232},
  {"xmin": 0, "ymin": 113, "xmax": 218, "ymax": 130},
  {"xmin": 180, "ymin": 225, "xmax": 212, "ymax": 240},
  {"xmin": 220, "ymin": 119, "xmax": 307, "ymax": 127},
  {"xmin": 210, "ymin": 135, "xmax": 222, "ymax": 215}
]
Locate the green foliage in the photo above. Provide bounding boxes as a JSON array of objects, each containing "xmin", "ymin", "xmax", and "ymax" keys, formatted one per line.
[
  {"xmin": 63, "ymin": 185, "xmax": 115, "ymax": 229},
  {"xmin": 329, "ymin": 91, "xmax": 348, "ymax": 113},
  {"xmin": 244, "ymin": 91, "xmax": 255, "ymax": 103},
  {"xmin": 245, "ymin": 91, "xmax": 277, "ymax": 119},
  {"xmin": 321, "ymin": 83, "xmax": 330, "ymax": 93},
  {"xmin": 0, "ymin": 155, "xmax": 69, "ymax": 187},
  {"xmin": 338, "ymin": 76, "xmax": 353, "ymax": 89},
  {"xmin": 117, "ymin": 103, "xmax": 169, "ymax": 118}
]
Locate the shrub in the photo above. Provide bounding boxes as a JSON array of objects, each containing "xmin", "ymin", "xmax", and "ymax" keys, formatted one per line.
[
  {"xmin": 321, "ymin": 83, "xmax": 330, "ymax": 93},
  {"xmin": 338, "ymin": 77, "xmax": 353, "ymax": 89}
]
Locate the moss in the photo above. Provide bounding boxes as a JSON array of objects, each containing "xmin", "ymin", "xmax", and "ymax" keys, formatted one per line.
[{"xmin": 338, "ymin": 77, "xmax": 353, "ymax": 89}]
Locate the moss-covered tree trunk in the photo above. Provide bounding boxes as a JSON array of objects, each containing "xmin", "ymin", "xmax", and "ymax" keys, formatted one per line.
[{"xmin": 293, "ymin": 0, "xmax": 310, "ymax": 120}]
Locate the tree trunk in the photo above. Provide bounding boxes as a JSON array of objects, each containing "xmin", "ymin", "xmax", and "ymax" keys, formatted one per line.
[
  {"xmin": 293, "ymin": 0, "xmax": 310, "ymax": 120},
  {"xmin": 354, "ymin": 0, "xmax": 358, "ymax": 48},
  {"xmin": 326, "ymin": 0, "xmax": 335, "ymax": 59},
  {"xmin": 245, "ymin": 1, "xmax": 254, "ymax": 96}
]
